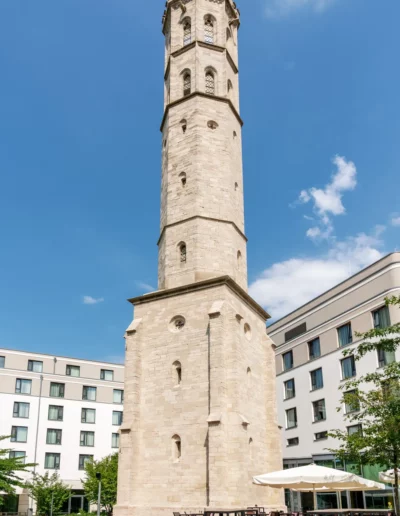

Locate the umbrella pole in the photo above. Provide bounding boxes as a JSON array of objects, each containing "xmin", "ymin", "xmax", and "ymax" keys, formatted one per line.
[
  {"xmin": 337, "ymin": 491, "xmax": 342, "ymax": 509},
  {"xmin": 313, "ymin": 484, "xmax": 317, "ymax": 511}
]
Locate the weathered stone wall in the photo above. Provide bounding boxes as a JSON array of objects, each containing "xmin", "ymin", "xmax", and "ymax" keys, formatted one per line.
[{"xmin": 115, "ymin": 282, "xmax": 284, "ymax": 516}]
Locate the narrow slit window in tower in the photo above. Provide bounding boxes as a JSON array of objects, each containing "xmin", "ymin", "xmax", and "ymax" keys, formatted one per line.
[
  {"xmin": 205, "ymin": 71, "xmax": 215, "ymax": 95},
  {"xmin": 183, "ymin": 73, "xmax": 191, "ymax": 97},
  {"xmin": 180, "ymin": 119, "xmax": 187, "ymax": 133},
  {"xmin": 180, "ymin": 243, "xmax": 187, "ymax": 263},
  {"xmin": 228, "ymin": 80, "xmax": 233, "ymax": 93},
  {"xmin": 204, "ymin": 17, "xmax": 214, "ymax": 44},
  {"xmin": 183, "ymin": 19, "xmax": 191, "ymax": 46},
  {"xmin": 226, "ymin": 28, "xmax": 231, "ymax": 42},
  {"xmin": 179, "ymin": 172, "xmax": 187, "ymax": 186},
  {"xmin": 173, "ymin": 361, "xmax": 182, "ymax": 385},
  {"xmin": 172, "ymin": 435, "xmax": 181, "ymax": 461}
]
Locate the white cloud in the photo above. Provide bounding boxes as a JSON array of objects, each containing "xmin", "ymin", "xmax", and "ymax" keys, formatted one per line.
[
  {"xmin": 265, "ymin": 0, "xmax": 335, "ymax": 18},
  {"xmin": 83, "ymin": 296, "xmax": 104, "ymax": 305},
  {"xmin": 135, "ymin": 281, "xmax": 156, "ymax": 293},
  {"xmin": 249, "ymin": 230, "xmax": 384, "ymax": 320},
  {"xmin": 391, "ymin": 217, "xmax": 400, "ymax": 227},
  {"xmin": 104, "ymin": 355, "xmax": 125, "ymax": 365},
  {"xmin": 296, "ymin": 155, "xmax": 357, "ymax": 241}
]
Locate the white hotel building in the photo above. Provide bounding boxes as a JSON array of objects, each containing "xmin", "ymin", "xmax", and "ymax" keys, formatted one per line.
[
  {"xmin": 270, "ymin": 252, "xmax": 400, "ymax": 511},
  {"xmin": 0, "ymin": 349, "xmax": 124, "ymax": 514}
]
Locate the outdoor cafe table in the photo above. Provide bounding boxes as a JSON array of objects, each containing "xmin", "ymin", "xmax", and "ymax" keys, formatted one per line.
[
  {"xmin": 307, "ymin": 509, "xmax": 392, "ymax": 516},
  {"xmin": 204, "ymin": 509, "xmax": 248, "ymax": 516}
]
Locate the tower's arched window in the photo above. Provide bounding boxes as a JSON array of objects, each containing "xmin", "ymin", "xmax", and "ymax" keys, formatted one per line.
[
  {"xmin": 228, "ymin": 79, "xmax": 233, "ymax": 93},
  {"xmin": 183, "ymin": 72, "xmax": 191, "ymax": 97},
  {"xmin": 237, "ymin": 250, "xmax": 242, "ymax": 267},
  {"xmin": 173, "ymin": 361, "xmax": 182, "ymax": 385},
  {"xmin": 183, "ymin": 19, "xmax": 192, "ymax": 46},
  {"xmin": 226, "ymin": 28, "xmax": 232, "ymax": 42},
  {"xmin": 204, "ymin": 16, "xmax": 215, "ymax": 44},
  {"xmin": 179, "ymin": 172, "xmax": 187, "ymax": 187},
  {"xmin": 179, "ymin": 243, "xmax": 187, "ymax": 263},
  {"xmin": 205, "ymin": 71, "xmax": 215, "ymax": 95},
  {"xmin": 180, "ymin": 119, "xmax": 187, "ymax": 133},
  {"xmin": 172, "ymin": 434, "xmax": 181, "ymax": 461}
]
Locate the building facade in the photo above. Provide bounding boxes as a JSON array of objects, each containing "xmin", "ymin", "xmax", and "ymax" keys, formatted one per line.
[
  {"xmin": 115, "ymin": 2, "xmax": 284, "ymax": 516},
  {"xmin": 0, "ymin": 348, "xmax": 124, "ymax": 514},
  {"xmin": 270, "ymin": 252, "xmax": 400, "ymax": 511}
]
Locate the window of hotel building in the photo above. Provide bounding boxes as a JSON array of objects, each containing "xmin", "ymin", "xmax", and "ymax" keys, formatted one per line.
[
  {"xmin": 46, "ymin": 429, "xmax": 62, "ymax": 445},
  {"xmin": 310, "ymin": 368, "xmax": 323, "ymax": 391},
  {"xmin": 112, "ymin": 433, "xmax": 120, "ymax": 449},
  {"xmin": 82, "ymin": 386, "xmax": 97, "ymax": 401},
  {"xmin": 373, "ymin": 306, "xmax": 391, "ymax": 329},
  {"xmin": 113, "ymin": 389, "xmax": 124, "ymax": 404},
  {"xmin": 11, "ymin": 426, "xmax": 28, "ymax": 443},
  {"xmin": 348, "ymin": 424, "xmax": 362, "ymax": 436},
  {"xmin": 284, "ymin": 379, "xmax": 295, "ymax": 400},
  {"xmin": 15, "ymin": 379, "xmax": 32, "ymax": 395},
  {"xmin": 344, "ymin": 390, "xmax": 360, "ymax": 414},
  {"xmin": 66, "ymin": 364, "xmax": 80, "ymax": 377},
  {"xmin": 285, "ymin": 322, "xmax": 307, "ymax": 343},
  {"xmin": 79, "ymin": 454, "xmax": 93, "ymax": 470},
  {"xmin": 283, "ymin": 351, "xmax": 293, "ymax": 371},
  {"xmin": 48, "ymin": 405, "xmax": 63, "ymax": 421},
  {"xmin": 308, "ymin": 338, "xmax": 321, "ymax": 360},
  {"xmin": 287, "ymin": 437, "xmax": 299, "ymax": 447},
  {"xmin": 45, "ymin": 453, "xmax": 60, "ymax": 469},
  {"xmin": 338, "ymin": 323, "xmax": 353, "ymax": 347},
  {"xmin": 80, "ymin": 431, "xmax": 95, "ymax": 447},
  {"xmin": 27, "ymin": 360, "xmax": 43, "ymax": 373},
  {"xmin": 112, "ymin": 411, "xmax": 123, "ymax": 426},
  {"xmin": 100, "ymin": 369, "xmax": 114, "ymax": 381},
  {"xmin": 377, "ymin": 346, "xmax": 396, "ymax": 368},
  {"xmin": 9, "ymin": 451, "xmax": 26, "ymax": 463},
  {"xmin": 312, "ymin": 399, "xmax": 326, "ymax": 422},
  {"xmin": 285, "ymin": 408, "xmax": 297, "ymax": 429},
  {"xmin": 81, "ymin": 408, "xmax": 96, "ymax": 424},
  {"xmin": 0, "ymin": 356, "xmax": 4, "ymax": 368},
  {"xmin": 50, "ymin": 382, "xmax": 65, "ymax": 398},
  {"xmin": 341, "ymin": 356, "xmax": 356, "ymax": 379},
  {"xmin": 315, "ymin": 431, "xmax": 328, "ymax": 441},
  {"xmin": 13, "ymin": 402, "xmax": 30, "ymax": 418}
]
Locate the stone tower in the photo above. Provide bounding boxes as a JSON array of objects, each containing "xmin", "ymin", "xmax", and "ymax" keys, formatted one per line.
[{"xmin": 114, "ymin": 1, "xmax": 283, "ymax": 516}]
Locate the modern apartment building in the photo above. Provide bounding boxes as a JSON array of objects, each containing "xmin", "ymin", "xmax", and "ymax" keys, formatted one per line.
[
  {"xmin": 270, "ymin": 252, "xmax": 400, "ymax": 511},
  {"xmin": 0, "ymin": 348, "xmax": 124, "ymax": 514}
]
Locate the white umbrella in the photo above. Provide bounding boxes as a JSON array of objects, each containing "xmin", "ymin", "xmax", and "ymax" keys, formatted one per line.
[
  {"xmin": 380, "ymin": 469, "xmax": 400, "ymax": 484},
  {"xmin": 253, "ymin": 464, "xmax": 385, "ymax": 509}
]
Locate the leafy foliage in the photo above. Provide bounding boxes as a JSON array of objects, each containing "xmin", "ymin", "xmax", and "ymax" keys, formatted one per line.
[
  {"xmin": 26, "ymin": 472, "xmax": 70, "ymax": 516},
  {"xmin": 82, "ymin": 454, "xmax": 118, "ymax": 516},
  {"xmin": 0, "ymin": 435, "xmax": 36, "ymax": 505},
  {"xmin": 329, "ymin": 296, "xmax": 400, "ymax": 514}
]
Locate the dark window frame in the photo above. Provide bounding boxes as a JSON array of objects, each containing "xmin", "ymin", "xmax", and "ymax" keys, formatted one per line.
[
  {"xmin": 308, "ymin": 337, "xmax": 321, "ymax": 360},
  {"xmin": 27, "ymin": 360, "xmax": 43, "ymax": 373},
  {"xmin": 46, "ymin": 428, "xmax": 62, "ymax": 445},
  {"xmin": 49, "ymin": 382, "xmax": 65, "ymax": 398},
  {"xmin": 44, "ymin": 452, "xmax": 61, "ymax": 470},
  {"xmin": 48, "ymin": 405, "xmax": 64, "ymax": 421},
  {"xmin": 13, "ymin": 402, "xmax": 30, "ymax": 419}
]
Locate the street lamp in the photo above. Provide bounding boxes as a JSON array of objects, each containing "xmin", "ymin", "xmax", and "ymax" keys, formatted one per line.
[{"xmin": 96, "ymin": 472, "xmax": 102, "ymax": 516}]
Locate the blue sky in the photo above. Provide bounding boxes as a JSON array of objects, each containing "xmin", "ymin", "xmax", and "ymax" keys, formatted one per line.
[{"xmin": 0, "ymin": 0, "xmax": 398, "ymax": 363}]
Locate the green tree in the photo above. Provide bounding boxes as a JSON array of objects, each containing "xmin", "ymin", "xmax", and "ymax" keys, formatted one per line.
[
  {"xmin": 26, "ymin": 472, "xmax": 71, "ymax": 516},
  {"xmin": 329, "ymin": 296, "xmax": 400, "ymax": 515},
  {"xmin": 82, "ymin": 453, "xmax": 118, "ymax": 516},
  {"xmin": 0, "ymin": 435, "xmax": 36, "ymax": 506}
]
